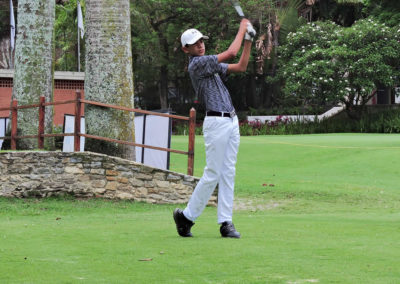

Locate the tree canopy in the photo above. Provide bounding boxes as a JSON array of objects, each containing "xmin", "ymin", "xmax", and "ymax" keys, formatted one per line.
[
  {"xmin": 0, "ymin": 0, "xmax": 399, "ymax": 118},
  {"xmin": 276, "ymin": 18, "xmax": 400, "ymax": 118}
]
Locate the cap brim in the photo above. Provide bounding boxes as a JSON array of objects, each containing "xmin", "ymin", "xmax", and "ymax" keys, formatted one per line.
[{"xmin": 186, "ymin": 35, "xmax": 209, "ymax": 46}]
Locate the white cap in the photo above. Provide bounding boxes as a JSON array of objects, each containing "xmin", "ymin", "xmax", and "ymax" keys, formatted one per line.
[{"xmin": 181, "ymin": 28, "xmax": 209, "ymax": 47}]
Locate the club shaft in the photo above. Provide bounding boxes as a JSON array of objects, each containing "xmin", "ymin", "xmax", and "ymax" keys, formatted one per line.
[{"xmin": 230, "ymin": 0, "xmax": 245, "ymax": 17}]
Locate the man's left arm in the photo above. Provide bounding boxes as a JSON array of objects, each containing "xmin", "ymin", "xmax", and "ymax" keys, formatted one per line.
[
  {"xmin": 217, "ymin": 19, "xmax": 249, "ymax": 63},
  {"xmin": 227, "ymin": 40, "xmax": 252, "ymax": 74}
]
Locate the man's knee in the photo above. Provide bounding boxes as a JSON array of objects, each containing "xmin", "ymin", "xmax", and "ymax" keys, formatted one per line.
[{"xmin": 202, "ymin": 167, "xmax": 220, "ymax": 184}]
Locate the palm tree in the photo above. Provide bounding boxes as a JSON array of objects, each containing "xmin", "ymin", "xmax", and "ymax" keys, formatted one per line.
[
  {"xmin": 84, "ymin": 0, "xmax": 135, "ymax": 160},
  {"xmin": 12, "ymin": 0, "xmax": 55, "ymax": 150},
  {"xmin": 241, "ymin": 0, "xmax": 304, "ymax": 107},
  {"xmin": 252, "ymin": 0, "xmax": 305, "ymax": 74}
]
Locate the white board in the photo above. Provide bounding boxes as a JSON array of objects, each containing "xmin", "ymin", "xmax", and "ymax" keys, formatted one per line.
[
  {"xmin": 62, "ymin": 115, "xmax": 85, "ymax": 152},
  {"xmin": 61, "ymin": 112, "xmax": 170, "ymax": 169},
  {"xmin": 134, "ymin": 115, "xmax": 144, "ymax": 163},
  {"xmin": 0, "ymin": 118, "xmax": 10, "ymax": 150},
  {"xmin": 395, "ymin": 87, "xmax": 400, "ymax": 104},
  {"xmin": 134, "ymin": 112, "xmax": 171, "ymax": 170}
]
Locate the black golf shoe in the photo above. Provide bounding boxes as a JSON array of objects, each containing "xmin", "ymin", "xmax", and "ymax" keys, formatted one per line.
[
  {"xmin": 220, "ymin": 221, "xmax": 241, "ymax": 238},
  {"xmin": 173, "ymin": 208, "xmax": 194, "ymax": 237}
]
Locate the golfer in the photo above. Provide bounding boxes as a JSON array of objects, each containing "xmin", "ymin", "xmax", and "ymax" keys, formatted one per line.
[{"xmin": 173, "ymin": 19, "xmax": 255, "ymax": 238}]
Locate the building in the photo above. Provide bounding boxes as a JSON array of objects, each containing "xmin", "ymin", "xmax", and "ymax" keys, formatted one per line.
[{"xmin": 0, "ymin": 69, "xmax": 84, "ymax": 126}]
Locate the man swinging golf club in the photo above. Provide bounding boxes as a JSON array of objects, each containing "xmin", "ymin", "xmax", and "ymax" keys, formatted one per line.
[{"xmin": 173, "ymin": 18, "xmax": 256, "ymax": 238}]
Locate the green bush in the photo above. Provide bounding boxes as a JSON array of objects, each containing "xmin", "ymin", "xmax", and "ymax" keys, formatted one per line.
[
  {"xmin": 172, "ymin": 108, "xmax": 400, "ymax": 136},
  {"xmin": 239, "ymin": 108, "xmax": 400, "ymax": 135},
  {"xmin": 172, "ymin": 121, "xmax": 203, "ymax": 136}
]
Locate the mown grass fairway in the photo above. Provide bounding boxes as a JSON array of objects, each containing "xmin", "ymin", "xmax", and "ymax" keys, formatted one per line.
[
  {"xmin": 171, "ymin": 133, "xmax": 400, "ymax": 212},
  {"xmin": 1, "ymin": 134, "xmax": 400, "ymax": 283}
]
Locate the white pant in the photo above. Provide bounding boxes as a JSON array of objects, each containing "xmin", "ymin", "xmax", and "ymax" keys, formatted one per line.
[{"xmin": 183, "ymin": 115, "xmax": 240, "ymax": 224}]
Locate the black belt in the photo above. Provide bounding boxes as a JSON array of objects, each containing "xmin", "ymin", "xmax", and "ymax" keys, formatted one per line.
[{"xmin": 206, "ymin": 111, "xmax": 236, "ymax": 118}]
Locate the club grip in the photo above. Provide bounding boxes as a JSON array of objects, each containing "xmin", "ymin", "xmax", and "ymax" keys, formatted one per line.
[{"xmin": 247, "ymin": 26, "xmax": 256, "ymax": 38}]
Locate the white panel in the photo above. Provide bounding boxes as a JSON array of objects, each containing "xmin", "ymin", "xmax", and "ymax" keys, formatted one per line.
[
  {"xmin": 395, "ymin": 87, "xmax": 400, "ymax": 104},
  {"xmin": 143, "ymin": 114, "xmax": 170, "ymax": 170},
  {"xmin": 62, "ymin": 115, "xmax": 85, "ymax": 152},
  {"xmin": 134, "ymin": 115, "xmax": 144, "ymax": 163},
  {"xmin": 0, "ymin": 118, "xmax": 10, "ymax": 150}
]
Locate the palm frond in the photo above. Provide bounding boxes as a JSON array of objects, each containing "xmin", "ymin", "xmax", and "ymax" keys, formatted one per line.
[{"xmin": 274, "ymin": 0, "xmax": 305, "ymax": 36}]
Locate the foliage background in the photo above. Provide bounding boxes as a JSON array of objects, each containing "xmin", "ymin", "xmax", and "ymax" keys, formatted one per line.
[{"xmin": 0, "ymin": 0, "xmax": 399, "ymax": 121}]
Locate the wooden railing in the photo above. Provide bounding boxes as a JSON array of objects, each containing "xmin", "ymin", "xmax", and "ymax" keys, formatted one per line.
[{"xmin": 0, "ymin": 90, "xmax": 196, "ymax": 175}]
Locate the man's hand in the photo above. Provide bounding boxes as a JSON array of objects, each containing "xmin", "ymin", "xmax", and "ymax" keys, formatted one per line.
[
  {"xmin": 240, "ymin": 18, "xmax": 250, "ymax": 33},
  {"xmin": 245, "ymin": 23, "xmax": 256, "ymax": 41}
]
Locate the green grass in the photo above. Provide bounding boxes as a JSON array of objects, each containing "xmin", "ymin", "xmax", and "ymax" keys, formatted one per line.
[
  {"xmin": 171, "ymin": 133, "xmax": 400, "ymax": 213},
  {"xmin": 1, "ymin": 134, "xmax": 400, "ymax": 283}
]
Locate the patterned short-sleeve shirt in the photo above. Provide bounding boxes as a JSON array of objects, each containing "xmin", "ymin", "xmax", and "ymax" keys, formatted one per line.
[{"xmin": 188, "ymin": 55, "xmax": 235, "ymax": 113}]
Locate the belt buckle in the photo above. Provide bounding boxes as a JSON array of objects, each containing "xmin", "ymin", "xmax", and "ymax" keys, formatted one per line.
[{"xmin": 229, "ymin": 111, "xmax": 236, "ymax": 118}]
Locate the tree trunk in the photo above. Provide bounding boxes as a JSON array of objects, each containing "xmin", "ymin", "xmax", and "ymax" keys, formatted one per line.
[
  {"xmin": 159, "ymin": 65, "xmax": 168, "ymax": 109},
  {"xmin": 84, "ymin": 0, "xmax": 135, "ymax": 160},
  {"xmin": 246, "ymin": 60, "xmax": 258, "ymax": 108},
  {"xmin": 155, "ymin": 28, "xmax": 169, "ymax": 109},
  {"xmin": 0, "ymin": 38, "xmax": 13, "ymax": 69},
  {"xmin": 12, "ymin": 0, "xmax": 55, "ymax": 150}
]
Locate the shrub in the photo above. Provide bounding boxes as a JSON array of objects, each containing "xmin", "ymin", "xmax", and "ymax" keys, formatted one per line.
[
  {"xmin": 172, "ymin": 107, "xmax": 400, "ymax": 136},
  {"xmin": 240, "ymin": 107, "xmax": 400, "ymax": 135},
  {"xmin": 172, "ymin": 121, "xmax": 203, "ymax": 135}
]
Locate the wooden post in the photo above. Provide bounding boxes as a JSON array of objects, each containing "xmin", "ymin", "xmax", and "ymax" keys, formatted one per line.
[
  {"xmin": 38, "ymin": 96, "xmax": 45, "ymax": 149},
  {"xmin": 187, "ymin": 107, "xmax": 196, "ymax": 176},
  {"xmin": 11, "ymin": 100, "xmax": 18, "ymax": 150},
  {"xmin": 74, "ymin": 90, "xmax": 82, "ymax": 152}
]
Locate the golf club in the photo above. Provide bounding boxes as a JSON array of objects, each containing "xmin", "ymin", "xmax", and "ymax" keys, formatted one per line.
[{"xmin": 230, "ymin": 0, "xmax": 256, "ymax": 37}]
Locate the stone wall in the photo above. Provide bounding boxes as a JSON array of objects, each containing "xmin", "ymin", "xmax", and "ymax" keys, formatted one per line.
[{"xmin": 0, "ymin": 151, "xmax": 216, "ymax": 205}]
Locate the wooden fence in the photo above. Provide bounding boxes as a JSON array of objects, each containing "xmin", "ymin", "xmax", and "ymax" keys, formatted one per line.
[{"xmin": 0, "ymin": 90, "xmax": 196, "ymax": 175}]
